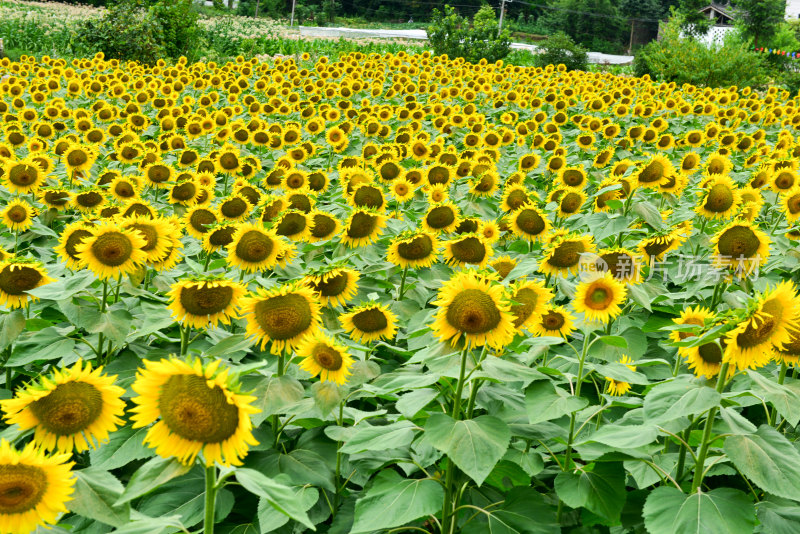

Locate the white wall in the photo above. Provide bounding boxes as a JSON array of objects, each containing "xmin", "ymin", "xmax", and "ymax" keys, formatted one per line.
[{"xmin": 787, "ymin": 0, "xmax": 800, "ymax": 20}]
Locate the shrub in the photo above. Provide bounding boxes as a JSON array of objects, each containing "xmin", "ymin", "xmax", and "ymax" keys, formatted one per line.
[
  {"xmin": 76, "ymin": 0, "xmax": 200, "ymax": 64},
  {"xmin": 534, "ymin": 32, "xmax": 588, "ymax": 71},
  {"xmin": 634, "ymin": 17, "xmax": 768, "ymax": 88},
  {"xmin": 427, "ymin": 4, "xmax": 511, "ymax": 64}
]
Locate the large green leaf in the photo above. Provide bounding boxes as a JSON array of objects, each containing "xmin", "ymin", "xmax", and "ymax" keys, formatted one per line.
[
  {"xmin": 0, "ymin": 310, "xmax": 26, "ymax": 350},
  {"xmin": 234, "ymin": 468, "xmax": 315, "ymax": 529},
  {"xmin": 350, "ymin": 470, "xmax": 443, "ymax": 533},
  {"xmin": 524, "ymin": 380, "xmax": 589, "ymax": 425},
  {"xmin": 462, "ymin": 487, "xmax": 559, "ymax": 534},
  {"xmin": 756, "ymin": 495, "xmax": 800, "ymax": 534},
  {"xmin": 577, "ymin": 424, "xmax": 658, "ymax": 449},
  {"xmin": 69, "ymin": 468, "xmax": 130, "ymax": 527},
  {"xmin": 89, "ymin": 423, "xmax": 152, "ymax": 471},
  {"xmin": 643, "ymin": 487, "xmax": 756, "ymax": 534},
  {"xmin": 643, "ymin": 377, "xmax": 720, "ymax": 423},
  {"xmin": 339, "ymin": 420, "xmax": 418, "ymax": 454},
  {"xmin": 724, "ymin": 425, "xmax": 800, "ymax": 500},
  {"xmin": 260, "ymin": 449, "xmax": 335, "ymax": 492},
  {"xmin": 554, "ymin": 462, "xmax": 626, "ymax": 522},
  {"xmin": 257, "ymin": 487, "xmax": 318, "ymax": 534},
  {"xmin": 747, "ymin": 371, "xmax": 800, "ymax": 427},
  {"xmin": 424, "ymin": 413, "xmax": 511, "ymax": 485},
  {"xmin": 115, "ymin": 457, "xmax": 192, "ymax": 505}
]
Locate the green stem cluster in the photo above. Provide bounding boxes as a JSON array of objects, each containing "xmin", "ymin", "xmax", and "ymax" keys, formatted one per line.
[
  {"xmin": 441, "ymin": 347, "xmax": 469, "ymax": 534},
  {"xmin": 690, "ymin": 362, "xmax": 730, "ymax": 493}
]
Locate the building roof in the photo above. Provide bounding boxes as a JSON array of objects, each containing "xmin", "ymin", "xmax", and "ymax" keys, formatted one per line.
[{"xmin": 700, "ymin": 3, "xmax": 735, "ymax": 24}]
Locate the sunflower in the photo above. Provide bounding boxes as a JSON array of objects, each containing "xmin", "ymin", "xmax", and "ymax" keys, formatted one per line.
[
  {"xmin": 695, "ymin": 174, "xmax": 741, "ymax": 219},
  {"xmin": 75, "ymin": 223, "xmax": 147, "ymax": 280},
  {"xmin": 297, "ymin": 332, "xmax": 354, "ymax": 385},
  {"xmin": 73, "ymin": 187, "xmax": 106, "ymax": 214},
  {"xmin": 594, "ymin": 248, "xmax": 640, "ymax": 283},
  {"xmin": 215, "ymin": 195, "xmax": 251, "ymax": 223},
  {"xmin": 422, "ymin": 202, "xmax": 460, "ymax": 234},
  {"xmin": 711, "ymin": 221, "xmax": 770, "ymax": 271},
  {"xmin": 38, "ymin": 187, "xmax": 72, "ymax": 211},
  {"xmin": 558, "ymin": 166, "xmax": 587, "ymax": 189},
  {"xmin": 130, "ymin": 357, "xmax": 260, "ymax": 467},
  {"xmin": 303, "ymin": 266, "xmax": 360, "ymax": 307},
  {"xmin": 349, "ymin": 183, "xmax": 387, "ymax": 212},
  {"xmin": 1, "ymin": 198, "xmax": 37, "ymax": 232},
  {"xmin": 782, "ymin": 187, "xmax": 800, "ymax": 223},
  {"xmin": 501, "ymin": 184, "xmax": 532, "ymax": 212},
  {"xmin": 775, "ymin": 327, "xmax": 800, "ymax": 366},
  {"xmin": 772, "ymin": 168, "xmax": 797, "ymax": 192},
  {"xmin": 119, "ymin": 216, "xmax": 173, "ymax": 264},
  {"xmin": 490, "ymin": 255, "xmax": 518, "ymax": 280},
  {"xmin": 226, "ymin": 223, "xmax": 282, "ymax": 273},
  {"xmin": 557, "ymin": 189, "xmax": 586, "ymax": 218},
  {"xmin": 2, "ymin": 156, "xmax": 44, "ymax": 194},
  {"xmin": 638, "ymin": 229, "xmax": 686, "ymax": 264},
  {"xmin": 391, "ymin": 177, "xmax": 415, "ymax": 202},
  {"xmin": 531, "ymin": 305, "xmax": 576, "ymax": 338},
  {"xmin": 680, "ymin": 152, "xmax": 701, "ymax": 174},
  {"xmin": 202, "ymin": 223, "xmax": 237, "ymax": 253},
  {"xmin": 1, "ymin": 360, "xmax": 125, "ymax": 453},
  {"xmin": 340, "ymin": 302, "xmax": 398, "ymax": 343},
  {"xmin": 387, "ymin": 231, "xmax": 439, "ymax": 268},
  {"xmin": 634, "ymin": 154, "xmax": 674, "ymax": 188},
  {"xmin": 443, "ymin": 233, "xmax": 493, "ymax": 268},
  {"xmin": 55, "ymin": 220, "xmax": 94, "ymax": 270},
  {"xmin": 509, "ymin": 205, "xmax": 551, "ymax": 242},
  {"xmin": 605, "ymin": 355, "xmax": 635, "ymax": 396},
  {"xmin": 430, "ymin": 271, "xmax": 516, "ymax": 349},
  {"xmin": 0, "ymin": 439, "xmax": 74, "ymax": 534},
  {"xmin": 508, "ymin": 279, "xmax": 553, "ymax": 332},
  {"xmin": 724, "ymin": 282, "xmax": 800, "ymax": 371},
  {"xmin": 540, "ymin": 233, "xmax": 595, "ymax": 276},
  {"xmin": 240, "ymin": 281, "xmax": 323, "ymax": 354},
  {"xmin": 63, "ymin": 142, "xmax": 97, "ymax": 173},
  {"xmin": 738, "ymin": 186, "xmax": 764, "ymax": 222},
  {"xmin": 685, "ymin": 339, "xmax": 729, "ymax": 379},
  {"xmin": 573, "ymin": 272, "xmax": 627, "ymax": 324},
  {"xmin": 341, "ymin": 209, "xmax": 387, "ymax": 248},
  {"xmin": 479, "ymin": 220, "xmax": 501, "ymax": 243},
  {"xmin": 427, "ymin": 183, "xmax": 449, "ymax": 203},
  {"xmin": 308, "ymin": 210, "xmax": 341, "ymax": 243},
  {"xmin": 0, "ymin": 258, "xmax": 55, "ymax": 309},
  {"xmin": 167, "ymin": 277, "xmax": 246, "ymax": 329},
  {"xmin": 671, "ymin": 305, "xmax": 715, "ymax": 348}
]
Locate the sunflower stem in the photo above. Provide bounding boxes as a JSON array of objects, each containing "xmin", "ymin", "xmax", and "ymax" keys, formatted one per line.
[
  {"xmin": 770, "ymin": 211, "xmax": 785, "ymax": 236},
  {"xmin": 114, "ymin": 274, "xmax": 122, "ymax": 303},
  {"xmin": 441, "ymin": 347, "xmax": 470, "ymax": 534},
  {"xmin": 675, "ymin": 421, "xmax": 694, "ymax": 482},
  {"xmin": 397, "ymin": 265, "xmax": 409, "ymax": 301},
  {"xmin": 333, "ymin": 400, "xmax": 344, "ymax": 517},
  {"xmin": 272, "ymin": 350, "xmax": 287, "ymax": 447},
  {"xmin": 180, "ymin": 323, "xmax": 190, "ymax": 356},
  {"xmin": 203, "ymin": 252, "xmax": 213, "ymax": 272},
  {"xmin": 690, "ymin": 362, "xmax": 729, "ymax": 493},
  {"xmin": 564, "ymin": 331, "xmax": 592, "ymax": 472},
  {"xmin": 204, "ymin": 464, "xmax": 217, "ymax": 534},
  {"xmin": 768, "ymin": 361, "xmax": 788, "ymax": 426}
]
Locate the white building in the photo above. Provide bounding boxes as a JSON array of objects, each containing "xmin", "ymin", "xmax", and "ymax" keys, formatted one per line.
[
  {"xmin": 787, "ymin": 0, "xmax": 800, "ymax": 20},
  {"xmin": 693, "ymin": 2, "xmax": 800, "ymax": 46}
]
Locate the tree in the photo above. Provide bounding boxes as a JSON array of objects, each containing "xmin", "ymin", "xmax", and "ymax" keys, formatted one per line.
[
  {"xmin": 427, "ymin": 5, "xmax": 511, "ymax": 63},
  {"xmin": 732, "ymin": 0, "xmax": 786, "ymax": 46},
  {"xmin": 676, "ymin": 0, "xmax": 714, "ymax": 37}
]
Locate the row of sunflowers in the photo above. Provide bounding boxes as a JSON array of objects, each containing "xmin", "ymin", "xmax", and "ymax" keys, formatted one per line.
[{"xmin": 0, "ymin": 50, "xmax": 799, "ymax": 533}]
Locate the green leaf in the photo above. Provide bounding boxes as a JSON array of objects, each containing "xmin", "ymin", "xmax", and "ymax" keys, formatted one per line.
[
  {"xmin": 396, "ymin": 388, "xmax": 439, "ymax": 418},
  {"xmin": 578, "ymin": 424, "xmax": 658, "ymax": 449},
  {"xmin": 524, "ymin": 380, "xmax": 589, "ymax": 425},
  {"xmin": 350, "ymin": 470, "xmax": 444, "ymax": 533},
  {"xmin": 249, "ymin": 375, "xmax": 304, "ymax": 424},
  {"xmin": 554, "ymin": 462, "xmax": 626, "ymax": 522},
  {"xmin": 462, "ymin": 487, "xmax": 559, "ymax": 534},
  {"xmin": 598, "ymin": 335, "xmax": 628, "ymax": 348},
  {"xmin": 724, "ymin": 425, "xmax": 800, "ymax": 500},
  {"xmin": 87, "ymin": 308, "xmax": 133, "ymax": 346},
  {"xmin": 631, "ymin": 200, "xmax": 664, "ymax": 230},
  {"xmin": 261, "ymin": 449, "xmax": 335, "ymax": 492},
  {"xmin": 115, "ymin": 457, "xmax": 193, "ymax": 505},
  {"xmin": 756, "ymin": 495, "xmax": 800, "ymax": 534},
  {"xmin": 312, "ymin": 380, "xmax": 342, "ymax": 416},
  {"xmin": 0, "ymin": 310, "xmax": 25, "ymax": 350},
  {"xmin": 747, "ymin": 371, "xmax": 800, "ymax": 427},
  {"xmin": 643, "ymin": 377, "xmax": 720, "ymax": 423},
  {"xmin": 257, "ymin": 487, "xmax": 318, "ymax": 533},
  {"xmin": 27, "ymin": 270, "xmax": 95, "ymax": 300},
  {"xmin": 643, "ymin": 487, "xmax": 756, "ymax": 534},
  {"xmin": 340, "ymin": 420, "xmax": 418, "ymax": 454},
  {"xmin": 205, "ymin": 333, "xmax": 253, "ymax": 357},
  {"xmin": 89, "ymin": 424, "xmax": 152, "ymax": 471},
  {"xmin": 8, "ymin": 331, "xmax": 75, "ymax": 366},
  {"xmin": 234, "ymin": 468, "xmax": 315, "ymax": 530},
  {"xmin": 69, "ymin": 468, "xmax": 130, "ymax": 527},
  {"xmin": 424, "ymin": 413, "xmax": 510, "ymax": 485}
]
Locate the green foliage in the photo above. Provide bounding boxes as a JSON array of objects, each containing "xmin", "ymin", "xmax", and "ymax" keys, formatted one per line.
[
  {"xmin": 150, "ymin": 0, "xmax": 199, "ymax": 59},
  {"xmin": 634, "ymin": 17, "xmax": 769, "ymax": 88},
  {"xmin": 676, "ymin": 0, "xmax": 713, "ymax": 37},
  {"xmin": 533, "ymin": 31, "xmax": 588, "ymax": 71},
  {"xmin": 76, "ymin": 0, "xmax": 166, "ymax": 64},
  {"xmin": 427, "ymin": 4, "xmax": 511, "ymax": 64},
  {"xmin": 538, "ymin": 0, "xmax": 626, "ymax": 53},
  {"xmin": 733, "ymin": 0, "xmax": 786, "ymax": 46}
]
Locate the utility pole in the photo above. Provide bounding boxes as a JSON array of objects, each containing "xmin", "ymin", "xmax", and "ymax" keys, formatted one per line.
[
  {"xmin": 290, "ymin": 0, "xmax": 297, "ymax": 26},
  {"xmin": 498, "ymin": 0, "xmax": 508, "ymax": 36}
]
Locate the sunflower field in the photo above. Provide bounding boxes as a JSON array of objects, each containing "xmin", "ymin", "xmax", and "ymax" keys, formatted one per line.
[{"xmin": 0, "ymin": 48, "xmax": 800, "ymax": 534}]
